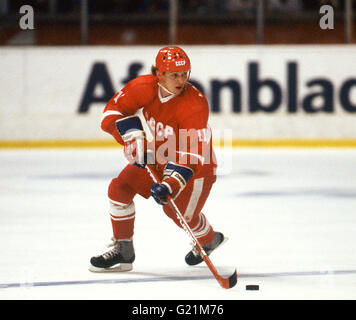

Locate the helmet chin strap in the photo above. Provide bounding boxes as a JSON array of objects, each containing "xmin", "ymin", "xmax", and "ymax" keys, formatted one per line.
[{"xmin": 157, "ymin": 82, "xmax": 176, "ymax": 96}]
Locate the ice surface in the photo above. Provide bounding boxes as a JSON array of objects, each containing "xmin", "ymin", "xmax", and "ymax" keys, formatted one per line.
[{"xmin": 0, "ymin": 147, "xmax": 356, "ymax": 300}]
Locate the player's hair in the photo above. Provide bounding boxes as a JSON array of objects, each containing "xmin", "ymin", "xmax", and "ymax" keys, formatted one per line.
[
  {"xmin": 151, "ymin": 65, "xmax": 158, "ymax": 76},
  {"xmin": 151, "ymin": 65, "xmax": 167, "ymax": 76}
]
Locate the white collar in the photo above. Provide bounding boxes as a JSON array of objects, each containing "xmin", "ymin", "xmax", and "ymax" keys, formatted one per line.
[{"xmin": 158, "ymin": 85, "xmax": 177, "ymax": 103}]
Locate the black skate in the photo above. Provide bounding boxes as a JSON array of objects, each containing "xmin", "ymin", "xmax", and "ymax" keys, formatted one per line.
[
  {"xmin": 185, "ymin": 232, "xmax": 226, "ymax": 266},
  {"xmin": 89, "ymin": 238, "xmax": 135, "ymax": 272}
]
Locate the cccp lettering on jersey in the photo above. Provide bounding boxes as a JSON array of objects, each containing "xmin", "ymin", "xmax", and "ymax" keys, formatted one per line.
[{"xmin": 147, "ymin": 116, "xmax": 174, "ymax": 141}]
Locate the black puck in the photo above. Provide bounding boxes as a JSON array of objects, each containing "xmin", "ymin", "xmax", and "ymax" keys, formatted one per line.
[{"xmin": 246, "ymin": 285, "xmax": 259, "ymax": 290}]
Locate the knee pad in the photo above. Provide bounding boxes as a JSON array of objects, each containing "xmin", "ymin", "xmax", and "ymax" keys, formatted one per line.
[{"xmin": 108, "ymin": 177, "xmax": 136, "ymax": 204}]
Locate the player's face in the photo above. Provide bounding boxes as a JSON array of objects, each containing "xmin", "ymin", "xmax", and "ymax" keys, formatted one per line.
[{"xmin": 159, "ymin": 71, "xmax": 189, "ymax": 96}]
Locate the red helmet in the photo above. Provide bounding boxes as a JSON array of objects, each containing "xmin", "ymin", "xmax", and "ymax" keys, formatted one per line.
[{"xmin": 155, "ymin": 46, "xmax": 191, "ymax": 73}]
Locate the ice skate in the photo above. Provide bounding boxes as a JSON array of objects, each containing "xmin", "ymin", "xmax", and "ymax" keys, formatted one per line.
[
  {"xmin": 185, "ymin": 232, "xmax": 227, "ymax": 266},
  {"xmin": 89, "ymin": 238, "xmax": 135, "ymax": 272}
]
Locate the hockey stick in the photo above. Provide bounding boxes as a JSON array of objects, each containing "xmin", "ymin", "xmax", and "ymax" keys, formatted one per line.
[{"xmin": 146, "ymin": 164, "xmax": 237, "ymax": 289}]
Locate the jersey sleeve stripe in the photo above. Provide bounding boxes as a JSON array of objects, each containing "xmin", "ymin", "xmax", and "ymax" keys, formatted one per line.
[{"xmin": 101, "ymin": 110, "xmax": 123, "ymax": 122}]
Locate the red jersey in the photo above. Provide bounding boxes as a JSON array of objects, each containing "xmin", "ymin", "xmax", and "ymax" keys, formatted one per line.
[{"xmin": 101, "ymin": 74, "xmax": 217, "ymax": 178}]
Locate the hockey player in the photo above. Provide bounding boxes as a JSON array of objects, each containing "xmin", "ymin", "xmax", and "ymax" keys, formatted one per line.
[{"xmin": 89, "ymin": 46, "xmax": 226, "ymax": 272}]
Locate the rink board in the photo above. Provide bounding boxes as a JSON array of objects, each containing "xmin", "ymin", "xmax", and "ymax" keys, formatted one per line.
[{"xmin": 1, "ymin": 45, "xmax": 356, "ymax": 147}]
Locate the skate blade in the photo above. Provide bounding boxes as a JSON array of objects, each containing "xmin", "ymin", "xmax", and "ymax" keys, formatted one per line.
[{"xmin": 88, "ymin": 263, "xmax": 133, "ymax": 273}]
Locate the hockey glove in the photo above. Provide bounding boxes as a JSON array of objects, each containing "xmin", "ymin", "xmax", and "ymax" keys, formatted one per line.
[
  {"xmin": 115, "ymin": 115, "xmax": 147, "ymax": 168},
  {"xmin": 151, "ymin": 162, "xmax": 194, "ymax": 205}
]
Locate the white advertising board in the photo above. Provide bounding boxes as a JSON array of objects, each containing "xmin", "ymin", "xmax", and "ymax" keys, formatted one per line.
[{"xmin": 1, "ymin": 45, "xmax": 356, "ymax": 145}]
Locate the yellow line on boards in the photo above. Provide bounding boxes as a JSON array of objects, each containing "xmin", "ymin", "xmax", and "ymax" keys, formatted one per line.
[
  {"xmin": 220, "ymin": 139, "xmax": 356, "ymax": 148},
  {"xmin": 1, "ymin": 139, "xmax": 356, "ymax": 149},
  {"xmin": 0, "ymin": 140, "xmax": 121, "ymax": 149}
]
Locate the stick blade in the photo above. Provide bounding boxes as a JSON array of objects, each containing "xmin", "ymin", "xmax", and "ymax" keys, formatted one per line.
[
  {"xmin": 228, "ymin": 269, "xmax": 238, "ymax": 288},
  {"xmin": 219, "ymin": 269, "xmax": 238, "ymax": 289}
]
